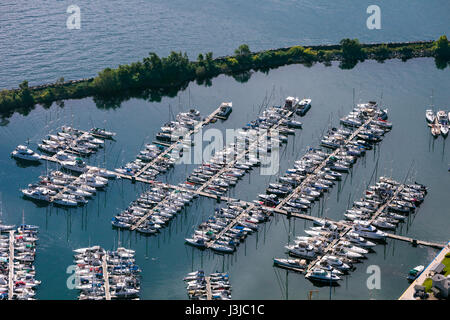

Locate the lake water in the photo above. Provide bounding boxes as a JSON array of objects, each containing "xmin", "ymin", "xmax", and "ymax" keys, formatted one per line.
[
  {"xmin": 1, "ymin": 0, "xmax": 449, "ymax": 88},
  {"xmin": 0, "ymin": 0, "xmax": 449, "ymax": 300},
  {"xmin": 0, "ymin": 56, "xmax": 449, "ymax": 299}
]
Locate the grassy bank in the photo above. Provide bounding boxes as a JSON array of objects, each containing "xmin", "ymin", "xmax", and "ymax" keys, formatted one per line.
[{"xmin": 1, "ymin": 36, "xmax": 449, "ymax": 117}]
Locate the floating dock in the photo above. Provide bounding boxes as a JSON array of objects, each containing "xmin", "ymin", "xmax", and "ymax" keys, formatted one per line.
[
  {"xmin": 102, "ymin": 254, "xmax": 111, "ymax": 300},
  {"xmin": 8, "ymin": 230, "xmax": 14, "ymax": 300}
]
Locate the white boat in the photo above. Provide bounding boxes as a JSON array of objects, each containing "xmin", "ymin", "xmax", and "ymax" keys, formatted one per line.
[
  {"xmin": 21, "ymin": 188, "xmax": 51, "ymax": 202},
  {"xmin": 407, "ymin": 265, "xmax": 424, "ymax": 281},
  {"xmin": 11, "ymin": 145, "xmax": 41, "ymax": 162},
  {"xmin": 90, "ymin": 128, "xmax": 116, "ymax": 139},
  {"xmin": 425, "ymin": 109, "xmax": 435, "ymax": 123},
  {"xmin": 61, "ymin": 158, "xmax": 88, "ymax": 173},
  {"xmin": 352, "ymin": 222, "xmax": 387, "ymax": 241},
  {"xmin": 53, "ymin": 195, "xmax": 78, "ymax": 207},
  {"xmin": 273, "ymin": 258, "xmax": 307, "ymax": 271},
  {"xmin": 306, "ymin": 268, "xmax": 340, "ymax": 283}
]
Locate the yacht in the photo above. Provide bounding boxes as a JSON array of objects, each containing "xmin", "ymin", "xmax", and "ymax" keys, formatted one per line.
[
  {"xmin": 306, "ymin": 268, "xmax": 340, "ymax": 283},
  {"xmin": 61, "ymin": 158, "xmax": 88, "ymax": 173},
  {"xmin": 11, "ymin": 145, "xmax": 41, "ymax": 162},
  {"xmin": 273, "ymin": 258, "xmax": 307, "ymax": 271},
  {"xmin": 21, "ymin": 188, "xmax": 51, "ymax": 202},
  {"xmin": 90, "ymin": 128, "xmax": 116, "ymax": 139}
]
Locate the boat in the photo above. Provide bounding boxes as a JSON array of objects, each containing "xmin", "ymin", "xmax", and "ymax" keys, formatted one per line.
[
  {"xmin": 11, "ymin": 145, "xmax": 41, "ymax": 162},
  {"xmin": 305, "ymin": 268, "xmax": 340, "ymax": 284},
  {"xmin": 21, "ymin": 188, "xmax": 51, "ymax": 203},
  {"xmin": 61, "ymin": 158, "xmax": 88, "ymax": 173},
  {"xmin": 296, "ymin": 98, "xmax": 312, "ymax": 116},
  {"xmin": 407, "ymin": 265, "xmax": 424, "ymax": 282},
  {"xmin": 437, "ymin": 110, "xmax": 449, "ymax": 137},
  {"xmin": 425, "ymin": 109, "xmax": 435, "ymax": 123},
  {"xmin": 216, "ymin": 102, "xmax": 233, "ymax": 119},
  {"xmin": 185, "ymin": 238, "xmax": 207, "ymax": 249},
  {"xmin": 90, "ymin": 128, "xmax": 116, "ymax": 139},
  {"xmin": 273, "ymin": 258, "xmax": 307, "ymax": 272}
]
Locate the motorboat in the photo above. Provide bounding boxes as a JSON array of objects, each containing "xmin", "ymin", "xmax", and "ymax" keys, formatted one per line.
[
  {"xmin": 305, "ymin": 268, "xmax": 340, "ymax": 284},
  {"xmin": 11, "ymin": 145, "xmax": 41, "ymax": 162},
  {"xmin": 90, "ymin": 128, "xmax": 116, "ymax": 139},
  {"xmin": 407, "ymin": 265, "xmax": 424, "ymax": 282},
  {"xmin": 273, "ymin": 258, "xmax": 307, "ymax": 272},
  {"xmin": 61, "ymin": 158, "xmax": 88, "ymax": 173}
]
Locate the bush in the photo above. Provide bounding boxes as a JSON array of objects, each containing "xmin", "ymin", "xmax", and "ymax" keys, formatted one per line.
[{"xmin": 340, "ymin": 38, "xmax": 364, "ymax": 61}]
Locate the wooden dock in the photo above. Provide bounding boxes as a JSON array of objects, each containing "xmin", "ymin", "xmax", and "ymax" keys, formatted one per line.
[
  {"xmin": 8, "ymin": 230, "xmax": 14, "ymax": 300},
  {"xmin": 134, "ymin": 105, "xmax": 224, "ymax": 178},
  {"xmin": 276, "ymin": 116, "xmax": 376, "ymax": 211},
  {"xmin": 205, "ymin": 276, "xmax": 212, "ymax": 300},
  {"xmin": 102, "ymin": 254, "xmax": 111, "ymax": 300},
  {"xmin": 385, "ymin": 233, "xmax": 445, "ymax": 249},
  {"xmin": 205, "ymin": 203, "xmax": 256, "ymax": 249},
  {"xmin": 305, "ymin": 183, "xmax": 406, "ymax": 274}
]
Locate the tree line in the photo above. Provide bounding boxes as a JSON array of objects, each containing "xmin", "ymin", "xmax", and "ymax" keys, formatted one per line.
[{"xmin": 1, "ymin": 35, "xmax": 449, "ymax": 114}]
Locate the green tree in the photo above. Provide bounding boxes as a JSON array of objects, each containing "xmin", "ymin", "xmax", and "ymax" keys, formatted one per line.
[
  {"xmin": 340, "ymin": 38, "xmax": 364, "ymax": 61},
  {"xmin": 434, "ymin": 35, "xmax": 450, "ymax": 59},
  {"xmin": 234, "ymin": 44, "xmax": 251, "ymax": 56}
]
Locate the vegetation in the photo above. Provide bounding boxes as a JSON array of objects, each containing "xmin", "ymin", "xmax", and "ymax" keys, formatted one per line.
[
  {"xmin": 422, "ymin": 278, "xmax": 433, "ymax": 293},
  {"xmin": 1, "ymin": 35, "xmax": 449, "ymax": 118}
]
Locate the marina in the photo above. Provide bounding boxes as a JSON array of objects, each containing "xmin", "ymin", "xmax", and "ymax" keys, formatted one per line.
[
  {"xmin": 0, "ymin": 55, "xmax": 449, "ymax": 300},
  {"xmin": 0, "ymin": 223, "xmax": 40, "ymax": 300},
  {"xmin": 72, "ymin": 245, "xmax": 140, "ymax": 300},
  {"xmin": 184, "ymin": 270, "xmax": 231, "ymax": 300}
]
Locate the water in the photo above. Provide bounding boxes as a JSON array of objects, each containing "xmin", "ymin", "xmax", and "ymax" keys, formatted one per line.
[
  {"xmin": 0, "ymin": 56, "xmax": 449, "ymax": 299},
  {"xmin": 1, "ymin": 0, "xmax": 449, "ymax": 88}
]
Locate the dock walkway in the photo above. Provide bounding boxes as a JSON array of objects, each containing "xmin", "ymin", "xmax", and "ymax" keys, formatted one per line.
[
  {"xmin": 102, "ymin": 254, "xmax": 111, "ymax": 300},
  {"xmin": 8, "ymin": 230, "xmax": 14, "ymax": 300},
  {"xmin": 205, "ymin": 276, "xmax": 212, "ymax": 300}
]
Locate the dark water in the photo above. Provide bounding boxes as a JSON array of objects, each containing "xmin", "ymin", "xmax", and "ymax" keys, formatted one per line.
[
  {"xmin": 1, "ymin": 0, "xmax": 449, "ymax": 88},
  {"xmin": 0, "ymin": 57, "xmax": 449, "ymax": 299}
]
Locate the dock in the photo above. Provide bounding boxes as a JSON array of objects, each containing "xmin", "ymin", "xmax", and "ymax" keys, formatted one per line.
[
  {"xmin": 399, "ymin": 242, "xmax": 450, "ymax": 300},
  {"xmin": 205, "ymin": 276, "xmax": 212, "ymax": 300},
  {"xmin": 102, "ymin": 254, "xmax": 111, "ymax": 300},
  {"xmin": 205, "ymin": 203, "xmax": 256, "ymax": 249},
  {"xmin": 8, "ymin": 230, "xmax": 14, "ymax": 300},
  {"xmin": 305, "ymin": 183, "xmax": 405, "ymax": 274},
  {"xmin": 384, "ymin": 233, "xmax": 445, "ymax": 249},
  {"xmin": 134, "ymin": 105, "xmax": 224, "ymax": 178},
  {"xmin": 276, "ymin": 116, "xmax": 375, "ymax": 211}
]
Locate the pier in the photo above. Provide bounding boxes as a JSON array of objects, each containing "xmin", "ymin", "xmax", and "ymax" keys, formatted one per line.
[
  {"xmin": 205, "ymin": 276, "xmax": 212, "ymax": 300},
  {"xmin": 305, "ymin": 183, "xmax": 405, "ymax": 275},
  {"xmin": 399, "ymin": 242, "xmax": 450, "ymax": 300},
  {"xmin": 276, "ymin": 116, "xmax": 375, "ymax": 211},
  {"xmin": 8, "ymin": 230, "xmax": 14, "ymax": 300},
  {"xmin": 134, "ymin": 105, "xmax": 224, "ymax": 178},
  {"xmin": 102, "ymin": 254, "xmax": 111, "ymax": 300},
  {"xmin": 205, "ymin": 203, "xmax": 256, "ymax": 249}
]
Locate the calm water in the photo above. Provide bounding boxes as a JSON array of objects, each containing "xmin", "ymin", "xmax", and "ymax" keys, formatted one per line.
[
  {"xmin": 0, "ymin": 57, "xmax": 449, "ymax": 299},
  {"xmin": 1, "ymin": 0, "xmax": 449, "ymax": 88}
]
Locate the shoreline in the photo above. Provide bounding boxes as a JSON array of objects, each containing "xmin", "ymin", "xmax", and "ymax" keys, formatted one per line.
[{"xmin": 0, "ymin": 37, "xmax": 449, "ymax": 118}]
